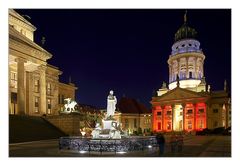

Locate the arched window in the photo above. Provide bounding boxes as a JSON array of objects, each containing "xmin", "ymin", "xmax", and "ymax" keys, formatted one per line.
[{"xmin": 189, "ymin": 71, "xmax": 192, "ymax": 78}]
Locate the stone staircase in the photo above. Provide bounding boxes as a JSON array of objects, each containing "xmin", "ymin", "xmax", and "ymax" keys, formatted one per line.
[{"xmin": 9, "ymin": 115, "xmax": 67, "ymax": 143}]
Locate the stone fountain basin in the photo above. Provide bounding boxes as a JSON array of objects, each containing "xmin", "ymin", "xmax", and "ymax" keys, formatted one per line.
[{"xmin": 59, "ymin": 136, "xmax": 158, "ymax": 152}]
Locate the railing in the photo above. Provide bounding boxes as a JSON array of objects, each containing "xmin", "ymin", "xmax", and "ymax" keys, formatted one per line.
[{"xmin": 59, "ymin": 136, "xmax": 158, "ymax": 153}]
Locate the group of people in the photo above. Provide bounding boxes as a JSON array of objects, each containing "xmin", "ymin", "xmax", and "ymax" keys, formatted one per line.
[{"xmin": 156, "ymin": 132, "xmax": 184, "ymax": 156}]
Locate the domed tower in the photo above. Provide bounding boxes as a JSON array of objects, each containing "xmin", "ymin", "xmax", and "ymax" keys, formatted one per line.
[{"xmin": 168, "ymin": 11, "xmax": 206, "ymax": 91}]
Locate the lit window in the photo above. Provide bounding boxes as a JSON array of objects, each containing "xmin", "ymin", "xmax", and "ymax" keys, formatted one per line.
[
  {"xmin": 47, "ymin": 83, "xmax": 51, "ymax": 95},
  {"xmin": 188, "ymin": 121, "xmax": 192, "ymax": 129},
  {"xmin": 34, "ymin": 97, "xmax": 39, "ymax": 113},
  {"xmin": 187, "ymin": 109, "xmax": 193, "ymax": 114},
  {"xmin": 10, "ymin": 72, "xmax": 17, "ymax": 88},
  {"xmin": 47, "ymin": 98, "xmax": 51, "ymax": 114},
  {"xmin": 166, "ymin": 111, "xmax": 172, "ymax": 115},
  {"xmin": 198, "ymin": 109, "xmax": 204, "ymax": 114},
  {"xmin": 34, "ymin": 79, "xmax": 39, "ymax": 92},
  {"xmin": 167, "ymin": 122, "xmax": 171, "ymax": 130},
  {"xmin": 189, "ymin": 71, "xmax": 192, "ymax": 78}
]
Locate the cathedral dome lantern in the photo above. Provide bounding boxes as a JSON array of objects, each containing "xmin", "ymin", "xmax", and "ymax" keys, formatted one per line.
[{"xmin": 168, "ymin": 11, "xmax": 206, "ymax": 91}]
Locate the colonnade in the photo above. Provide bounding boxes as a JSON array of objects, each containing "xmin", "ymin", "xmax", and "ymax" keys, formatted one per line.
[{"xmin": 153, "ymin": 102, "xmax": 207, "ymax": 132}]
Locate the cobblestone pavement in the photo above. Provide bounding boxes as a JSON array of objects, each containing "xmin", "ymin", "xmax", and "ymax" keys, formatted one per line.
[{"xmin": 9, "ymin": 135, "xmax": 231, "ymax": 157}]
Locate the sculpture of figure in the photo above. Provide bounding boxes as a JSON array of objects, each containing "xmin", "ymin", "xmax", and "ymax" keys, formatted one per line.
[
  {"xmin": 109, "ymin": 122, "xmax": 121, "ymax": 139},
  {"xmin": 91, "ymin": 123, "xmax": 102, "ymax": 139},
  {"xmin": 106, "ymin": 90, "xmax": 117, "ymax": 118},
  {"xmin": 64, "ymin": 98, "xmax": 77, "ymax": 113}
]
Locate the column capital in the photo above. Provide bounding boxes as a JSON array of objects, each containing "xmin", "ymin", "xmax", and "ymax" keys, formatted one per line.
[
  {"xmin": 160, "ymin": 105, "xmax": 165, "ymax": 109},
  {"xmin": 192, "ymin": 103, "xmax": 197, "ymax": 107},
  {"xmin": 38, "ymin": 65, "xmax": 47, "ymax": 71},
  {"xmin": 182, "ymin": 103, "xmax": 186, "ymax": 108},
  {"xmin": 15, "ymin": 57, "xmax": 27, "ymax": 63}
]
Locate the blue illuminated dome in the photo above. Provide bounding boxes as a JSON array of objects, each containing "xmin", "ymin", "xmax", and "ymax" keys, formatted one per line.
[
  {"xmin": 171, "ymin": 12, "xmax": 202, "ymax": 56},
  {"xmin": 167, "ymin": 11, "xmax": 206, "ymax": 91}
]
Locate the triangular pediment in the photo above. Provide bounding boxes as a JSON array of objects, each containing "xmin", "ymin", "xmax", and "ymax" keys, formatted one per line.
[{"xmin": 154, "ymin": 87, "xmax": 207, "ymax": 101}]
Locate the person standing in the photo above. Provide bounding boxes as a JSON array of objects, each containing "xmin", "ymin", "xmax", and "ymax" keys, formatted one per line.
[
  {"xmin": 156, "ymin": 133, "xmax": 165, "ymax": 156},
  {"xmin": 170, "ymin": 133, "xmax": 177, "ymax": 154},
  {"xmin": 177, "ymin": 133, "xmax": 184, "ymax": 153}
]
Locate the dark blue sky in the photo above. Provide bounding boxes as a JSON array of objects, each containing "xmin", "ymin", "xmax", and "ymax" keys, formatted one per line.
[{"xmin": 15, "ymin": 9, "xmax": 231, "ymax": 109}]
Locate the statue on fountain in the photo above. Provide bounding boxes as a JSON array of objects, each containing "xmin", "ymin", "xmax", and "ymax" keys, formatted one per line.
[
  {"xmin": 106, "ymin": 90, "xmax": 117, "ymax": 119},
  {"xmin": 109, "ymin": 122, "xmax": 121, "ymax": 139},
  {"xmin": 91, "ymin": 90, "xmax": 122, "ymax": 139},
  {"xmin": 91, "ymin": 123, "xmax": 102, "ymax": 139}
]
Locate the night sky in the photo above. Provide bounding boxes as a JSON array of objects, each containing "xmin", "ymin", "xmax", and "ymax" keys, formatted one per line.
[{"xmin": 15, "ymin": 9, "xmax": 231, "ymax": 109}]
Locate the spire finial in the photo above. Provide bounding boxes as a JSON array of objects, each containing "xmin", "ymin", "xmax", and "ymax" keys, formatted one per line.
[
  {"xmin": 41, "ymin": 36, "xmax": 46, "ymax": 46},
  {"xmin": 184, "ymin": 10, "xmax": 187, "ymax": 23}
]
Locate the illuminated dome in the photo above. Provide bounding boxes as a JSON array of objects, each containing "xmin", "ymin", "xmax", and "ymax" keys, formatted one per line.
[
  {"xmin": 167, "ymin": 11, "xmax": 206, "ymax": 91},
  {"xmin": 174, "ymin": 23, "xmax": 197, "ymax": 42}
]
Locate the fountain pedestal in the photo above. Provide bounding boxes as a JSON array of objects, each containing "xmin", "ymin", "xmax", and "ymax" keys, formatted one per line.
[{"xmin": 102, "ymin": 119, "xmax": 117, "ymax": 130}]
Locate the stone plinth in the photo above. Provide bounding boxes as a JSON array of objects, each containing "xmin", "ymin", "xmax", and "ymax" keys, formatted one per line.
[{"xmin": 102, "ymin": 120, "xmax": 113, "ymax": 130}]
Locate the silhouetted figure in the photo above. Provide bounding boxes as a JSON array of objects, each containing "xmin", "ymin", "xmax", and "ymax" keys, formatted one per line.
[
  {"xmin": 177, "ymin": 133, "xmax": 184, "ymax": 153},
  {"xmin": 170, "ymin": 133, "xmax": 177, "ymax": 154},
  {"xmin": 156, "ymin": 133, "xmax": 165, "ymax": 156}
]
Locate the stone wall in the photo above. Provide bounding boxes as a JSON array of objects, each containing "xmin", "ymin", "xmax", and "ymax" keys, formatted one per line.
[{"xmin": 46, "ymin": 114, "xmax": 84, "ymax": 136}]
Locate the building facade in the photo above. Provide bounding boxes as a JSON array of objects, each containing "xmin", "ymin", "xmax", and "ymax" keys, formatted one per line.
[
  {"xmin": 151, "ymin": 13, "xmax": 231, "ymax": 133},
  {"xmin": 113, "ymin": 97, "xmax": 152, "ymax": 135},
  {"xmin": 9, "ymin": 9, "xmax": 77, "ymax": 116}
]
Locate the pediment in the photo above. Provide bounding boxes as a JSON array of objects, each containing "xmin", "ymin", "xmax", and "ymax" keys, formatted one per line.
[{"xmin": 156, "ymin": 87, "xmax": 206, "ymax": 101}]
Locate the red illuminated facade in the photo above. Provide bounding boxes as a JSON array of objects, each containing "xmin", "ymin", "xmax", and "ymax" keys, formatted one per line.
[
  {"xmin": 151, "ymin": 87, "xmax": 208, "ymax": 132},
  {"xmin": 151, "ymin": 12, "xmax": 231, "ymax": 132}
]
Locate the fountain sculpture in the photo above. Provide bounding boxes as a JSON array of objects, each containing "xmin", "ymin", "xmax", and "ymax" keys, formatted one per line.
[
  {"xmin": 91, "ymin": 90, "xmax": 122, "ymax": 139},
  {"xmin": 59, "ymin": 91, "xmax": 158, "ymax": 154}
]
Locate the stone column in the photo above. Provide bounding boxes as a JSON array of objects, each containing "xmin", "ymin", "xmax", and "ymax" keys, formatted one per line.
[
  {"xmin": 194, "ymin": 57, "xmax": 197, "ymax": 78},
  {"xmin": 169, "ymin": 65, "xmax": 171, "ymax": 83},
  {"xmin": 177, "ymin": 59, "xmax": 180, "ymax": 78},
  {"xmin": 16, "ymin": 57, "xmax": 26, "ymax": 115},
  {"xmin": 161, "ymin": 105, "xmax": 164, "ymax": 131},
  {"xmin": 171, "ymin": 104, "xmax": 175, "ymax": 131},
  {"xmin": 193, "ymin": 103, "xmax": 197, "ymax": 130},
  {"xmin": 225, "ymin": 103, "xmax": 229, "ymax": 128},
  {"xmin": 201, "ymin": 60, "xmax": 204, "ymax": 77},
  {"xmin": 186, "ymin": 57, "xmax": 189, "ymax": 78},
  {"xmin": 182, "ymin": 103, "xmax": 186, "ymax": 131},
  {"xmin": 171, "ymin": 62, "xmax": 174, "ymax": 81},
  {"xmin": 39, "ymin": 65, "xmax": 47, "ymax": 115}
]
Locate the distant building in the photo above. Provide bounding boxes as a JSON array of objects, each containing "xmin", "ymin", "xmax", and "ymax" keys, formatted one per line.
[
  {"xmin": 113, "ymin": 97, "xmax": 152, "ymax": 134},
  {"xmin": 151, "ymin": 12, "xmax": 231, "ymax": 132},
  {"xmin": 9, "ymin": 9, "xmax": 77, "ymax": 116}
]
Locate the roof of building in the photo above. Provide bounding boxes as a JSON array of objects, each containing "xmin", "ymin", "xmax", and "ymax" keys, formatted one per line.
[
  {"xmin": 174, "ymin": 11, "xmax": 197, "ymax": 42},
  {"xmin": 9, "ymin": 9, "xmax": 37, "ymax": 31},
  {"xmin": 117, "ymin": 97, "xmax": 151, "ymax": 114},
  {"xmin": 174, "ymin": 23, "xmax": 197, "ymax": 42},
  {"xmin": 9, "ymin": 25, "xmax": 52, "ymax": 59}
]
